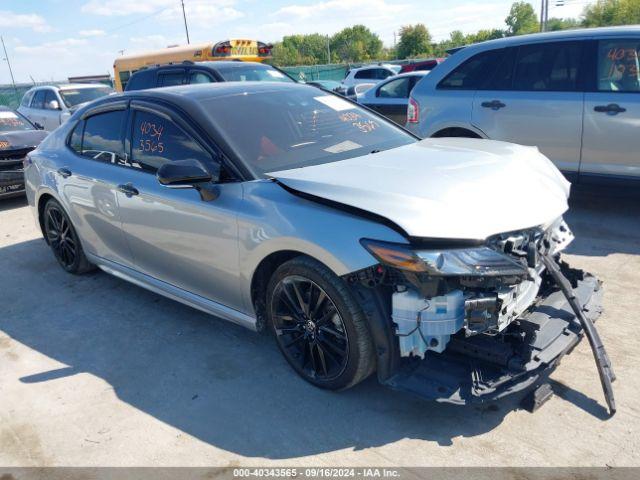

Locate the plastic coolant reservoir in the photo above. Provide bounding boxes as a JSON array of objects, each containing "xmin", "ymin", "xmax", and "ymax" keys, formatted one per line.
[{"xmin": 392, "ymin": 289, "xmax": 465, "ymax": 356}]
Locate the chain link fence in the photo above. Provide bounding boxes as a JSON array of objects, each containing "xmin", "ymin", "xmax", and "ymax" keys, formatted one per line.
[{"xmin": 0, "ymin": 85, "xmax": 27, "ymax": 109}]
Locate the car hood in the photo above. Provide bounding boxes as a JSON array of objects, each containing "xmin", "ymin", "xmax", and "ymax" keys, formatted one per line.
[
  {"xmin": 0, "ymin": 129, "xmax": 48, "ymax": 151},
  {"xmin": 268, "ymin": 138, "xmax": 570, "ymax": 240}
]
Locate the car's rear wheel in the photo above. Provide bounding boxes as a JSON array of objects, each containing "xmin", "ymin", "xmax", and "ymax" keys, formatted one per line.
[
  {"xmin": 43, "ymin": 199, "xmax": 94, "ymax": 274},
  {"xmin": 267, "ymin": 256, "xmax": 375, "ymax": 390}
]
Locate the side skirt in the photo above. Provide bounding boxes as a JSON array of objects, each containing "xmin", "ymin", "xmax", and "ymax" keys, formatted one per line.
[{"xmin": 86, "ymin": 253, "xmax": 257, "ymax": 331}]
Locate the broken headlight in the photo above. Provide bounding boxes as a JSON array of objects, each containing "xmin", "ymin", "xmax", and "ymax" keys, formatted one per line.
[{"xmin": 361, "ymin": 239, "xmax": 528, "ymax": 276}]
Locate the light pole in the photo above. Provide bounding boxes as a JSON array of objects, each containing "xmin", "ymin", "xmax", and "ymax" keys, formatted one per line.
[
  {"xmin": 1, "ymin": 36, "xmax": 17, "ymax": 94},
  {"xmin": 181, "ymin": 0, "xmax": 190, "ymax": 44}
]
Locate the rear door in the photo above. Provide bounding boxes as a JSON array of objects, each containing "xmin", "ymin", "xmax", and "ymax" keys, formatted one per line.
[
  {"xmin": 362, "ymin": 76, "xmax": 414, "ymax": 125},
  {"xmin": 581, "ymin": 37, "xmax": 640, "ymax": 181},
  {"xmin": 58, "ymin": 105, "xmax": 133, "ymax": 266},
  {"xmin": 472, "ymin": 41, "xmax": 586, "ymax": 175}
]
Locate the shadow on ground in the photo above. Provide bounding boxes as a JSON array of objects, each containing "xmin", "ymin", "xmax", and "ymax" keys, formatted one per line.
[
  {"xmin": 0, "ymin": 189, "xmax": 630, "ymax": 458},
  {"xmin": 565, "ymin": 187, "xmax": 640, "ymax": 257},
  {"xmin": 0, "ymin": 196, "xmax": 27, "ymax": 213}
]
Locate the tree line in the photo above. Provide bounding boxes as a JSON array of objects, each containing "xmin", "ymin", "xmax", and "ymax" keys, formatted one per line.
[{"xmin": 270, "ymin": 0, "xmax": 640, "ymax": 66}]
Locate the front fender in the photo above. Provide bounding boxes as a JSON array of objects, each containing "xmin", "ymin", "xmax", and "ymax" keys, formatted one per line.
[{"xmin": 237, "ymin": 180, "xmax": 407, "ymax": 314}]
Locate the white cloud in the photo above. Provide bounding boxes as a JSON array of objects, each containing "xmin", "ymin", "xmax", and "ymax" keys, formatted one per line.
[
  {"xmin": 81, "ymin": 0, "xmax": 242, "ymax": 23},
  {"xmin": 0, "ymin": 10, "xmax": 52, "ymax": 32},
  {"xmin": 275, "ymin": 0, "xmax": 408, "ymax": 20},
  {"xmin": 15, "ymin": 38, "xmax": 88, "ymax": 56},
  {"xmin": 79, "ymin": 29, "xmax": 106, "ymax": 37}
]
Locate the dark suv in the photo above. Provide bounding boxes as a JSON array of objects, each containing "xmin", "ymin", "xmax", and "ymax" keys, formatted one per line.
[{"xmin": 124, "ymin": 61, "xmax": 294, "ymax": 91}]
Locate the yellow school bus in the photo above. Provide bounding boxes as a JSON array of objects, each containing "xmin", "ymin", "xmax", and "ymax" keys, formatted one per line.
[{"xmin": 113, "ymin": 39, "xmax": 273, "ymax": 91}]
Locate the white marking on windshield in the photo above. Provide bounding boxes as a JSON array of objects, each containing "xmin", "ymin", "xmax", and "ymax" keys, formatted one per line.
[{"xmin": 323, "ymin": 140, "xmax": 361, "ymax": 153}]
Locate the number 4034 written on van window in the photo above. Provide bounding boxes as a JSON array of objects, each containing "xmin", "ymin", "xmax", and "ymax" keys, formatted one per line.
[{"xmin": 139, "ymin": 120, "xmax": 165, "ymax": 153}]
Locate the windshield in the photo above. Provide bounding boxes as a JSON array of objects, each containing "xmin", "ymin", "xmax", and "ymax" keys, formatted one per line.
[
  {"xmin": 215, "ymin": 65, "xmax": 294, "ymax": 83},
  {"xmin": 0, "ymin": 110, "xmax": 35, "ymax": 132},
  {"xmin": 59, "ymin": 86, "xmax": 113, "ymax": 107},
  {"xmin": 203, "ymin": 87, "xmax": 415, "ymax": 177}
]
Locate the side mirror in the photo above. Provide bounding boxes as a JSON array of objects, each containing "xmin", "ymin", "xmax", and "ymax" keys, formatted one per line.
[
  {"xmin": 46, "ymin": 100, "xmax": 60, "ymax": 110},
  {"xmin": 156, "ymin": 159, "xmax": 217, "ymax": 187}
]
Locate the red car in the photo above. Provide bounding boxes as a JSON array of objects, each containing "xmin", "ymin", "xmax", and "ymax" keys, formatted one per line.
[{"xmin": 400, "ymin": 58, "xmax": 445, "ymax": 73}]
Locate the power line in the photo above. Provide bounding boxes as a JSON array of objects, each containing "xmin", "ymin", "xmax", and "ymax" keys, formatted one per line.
[{"xmin": 103, "ymin": 7, "xmax": 169, "ymax": 34}]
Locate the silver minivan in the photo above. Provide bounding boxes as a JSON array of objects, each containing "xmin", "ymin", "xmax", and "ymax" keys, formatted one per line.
[{"xmin": 407, "ymin": 26, "xmax": 640, "ymax": 186}]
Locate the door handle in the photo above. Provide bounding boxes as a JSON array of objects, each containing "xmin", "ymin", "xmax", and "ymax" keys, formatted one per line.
[
  {"xmin": 117, "ymin": 183, "xmax": 139, "ymax": 197},
  {"xmin": 594, "ymin": 103, "xmax": 626, "ymax": 114},
  {"xmin": 481, "ymin": 100, "xmax": 506, "ymax": 110},
  {"xmin": 57, "ymin": 167, "xmax": 72, "ymax": 178}
]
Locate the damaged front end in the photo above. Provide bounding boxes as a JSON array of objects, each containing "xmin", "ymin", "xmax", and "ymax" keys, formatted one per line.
[{"xmin": 349, "ymin": 218, "xmax": 609, "ymax": 409}]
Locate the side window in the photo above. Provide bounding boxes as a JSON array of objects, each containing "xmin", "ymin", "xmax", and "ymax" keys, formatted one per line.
[
  {"xmin": 21, "ymin": 91, "xmax": 34, "ymax": 107},
  {"xmin": 43, "ymin": 90, "xmax": 59, "ymax": 110},
  {"xmin": 438, "ymin": 49, "xmax": 505, "ymax": 90},
  {"xmin": 354, "ymin": 69, "xmax": 374, "ymax": 80},
  {"xmin": 597, "ymin": 39, "xmax": 640, "ymax": 92},
  {"xmin": 190, "ymin": 71, "xmax": 215, "ymax": 84},
  {"xmin": 481, "ymin": 47, "xmax": 517, "ymax": 90},
  {"xmin": 68, "ymin": 120, "xmax": 84, "ymax": 154},
  {"xmin": 512, "ymin": 41, "xmax": 583, "ymax": 91},
  {"xmin": 377, "ymin": 69, "xmax": 394, "ymax": 79},
  {"xmin": 131, "ymin": 110, "xmax": 212, "ymax": 174},
  {"xmin": 377, "ymin": 77, "xmax": 411, "ymax": 98},
  {"xmin": 158, "ymin": 71, "xmax": 185, "ymax": 87},
  {"xmin": 31, "ymin": 90, "xmax": 46, "ymax": 109},
  {"xmin": 80, "ymin": 110, "xmax": 126, "ymax": 165}
]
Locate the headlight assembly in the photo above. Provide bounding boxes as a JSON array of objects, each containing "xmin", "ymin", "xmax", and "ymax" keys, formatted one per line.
[{"xmin": 361, "ymin": 239, "xmax": 528, "ymax": 276}]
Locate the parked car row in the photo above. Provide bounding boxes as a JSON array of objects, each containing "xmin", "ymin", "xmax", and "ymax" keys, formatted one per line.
[{"xmin": 407, "ymin": 26, "xmax": 640, "ymax": 186}]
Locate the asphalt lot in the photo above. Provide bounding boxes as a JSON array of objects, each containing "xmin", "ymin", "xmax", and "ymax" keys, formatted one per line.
[{"xmin": 1, "ymin": 189, "xmax": 639, "ymax": 467}]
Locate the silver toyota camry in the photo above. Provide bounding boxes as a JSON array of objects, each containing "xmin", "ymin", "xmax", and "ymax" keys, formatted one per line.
[{"xmin": 25, "ymin": 82, "xmax": 612, "ymax": 410}]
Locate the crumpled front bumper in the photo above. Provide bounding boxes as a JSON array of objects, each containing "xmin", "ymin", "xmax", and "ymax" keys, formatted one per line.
[{"xmin": 383, "ymin": 273, "xmax": 603, "ymax": 404}]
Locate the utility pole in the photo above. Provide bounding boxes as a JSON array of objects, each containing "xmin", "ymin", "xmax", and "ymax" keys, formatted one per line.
[
  {"xmin": 1, "ymin": 36, "xmax": 17, "ymax": 94},
  {"xmin": 544, "ymin": 0, "xmax": 549, "ymax": 32},
  {"xmin": 180, "ymin": 0, "xmax": 190, "ymax": 44},
  {"xmin": 540, "ymin": 0, "xmax": 545, "ymax": 32},
  {"xmin": 326, "ymin": 35, "xmax": 331, "ymax": 64}
]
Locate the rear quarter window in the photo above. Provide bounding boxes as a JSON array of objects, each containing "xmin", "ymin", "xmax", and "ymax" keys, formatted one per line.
[{"xmin": 438, "ymin": 49, "xmax": 505, "ymax": 90}]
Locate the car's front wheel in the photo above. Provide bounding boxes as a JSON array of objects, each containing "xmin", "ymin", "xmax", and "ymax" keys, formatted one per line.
[
  {"xmin": 267, "ymin": 256, "xmax": 375, "ymax": 390},
  {"xmin": 43, "ymin": 199, "xmax": 95, "ymax": 274}
]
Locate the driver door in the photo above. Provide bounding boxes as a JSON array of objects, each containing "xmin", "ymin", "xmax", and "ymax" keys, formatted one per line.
[
  {"xmin": 116, "ymin": 101, "xmax": 244, "ymax": 311},
  {"xmin": 362, "ymin": 76, "xmax": 415, "ymax": 125}
]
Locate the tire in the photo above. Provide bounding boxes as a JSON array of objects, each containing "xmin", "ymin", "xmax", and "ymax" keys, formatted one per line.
[
  {"xmin": 266, "ymin": 256, "xmax": 376, "ymax": 390},
  {"xmin": 43, "ymin": 199, "xmax": 95, "ymax": 274}
]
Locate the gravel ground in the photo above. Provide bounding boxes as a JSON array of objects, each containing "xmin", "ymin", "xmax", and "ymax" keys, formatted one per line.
[{"xmin": 0, "ymin": 189, "xmax": 639, "ymax": 467}]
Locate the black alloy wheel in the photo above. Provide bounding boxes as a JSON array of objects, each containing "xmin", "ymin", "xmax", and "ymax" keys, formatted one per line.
[
  {"xmin": 43, "ymin": 199, "xmax": 94, "ymax": 274},
  {"xmin": 272, "ymin": 275, "xmax": 350, "ymax": 381}
]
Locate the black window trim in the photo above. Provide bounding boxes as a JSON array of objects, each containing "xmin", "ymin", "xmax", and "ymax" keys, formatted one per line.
[{"xmin": 127, "ymin": 99, "xmax": 241, "ymax": 181}]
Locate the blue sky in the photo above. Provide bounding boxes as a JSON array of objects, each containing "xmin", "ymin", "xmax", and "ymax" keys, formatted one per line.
[{"xmin": 0, "ymin": 0, "xmax": 592, "ymax": 83}]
